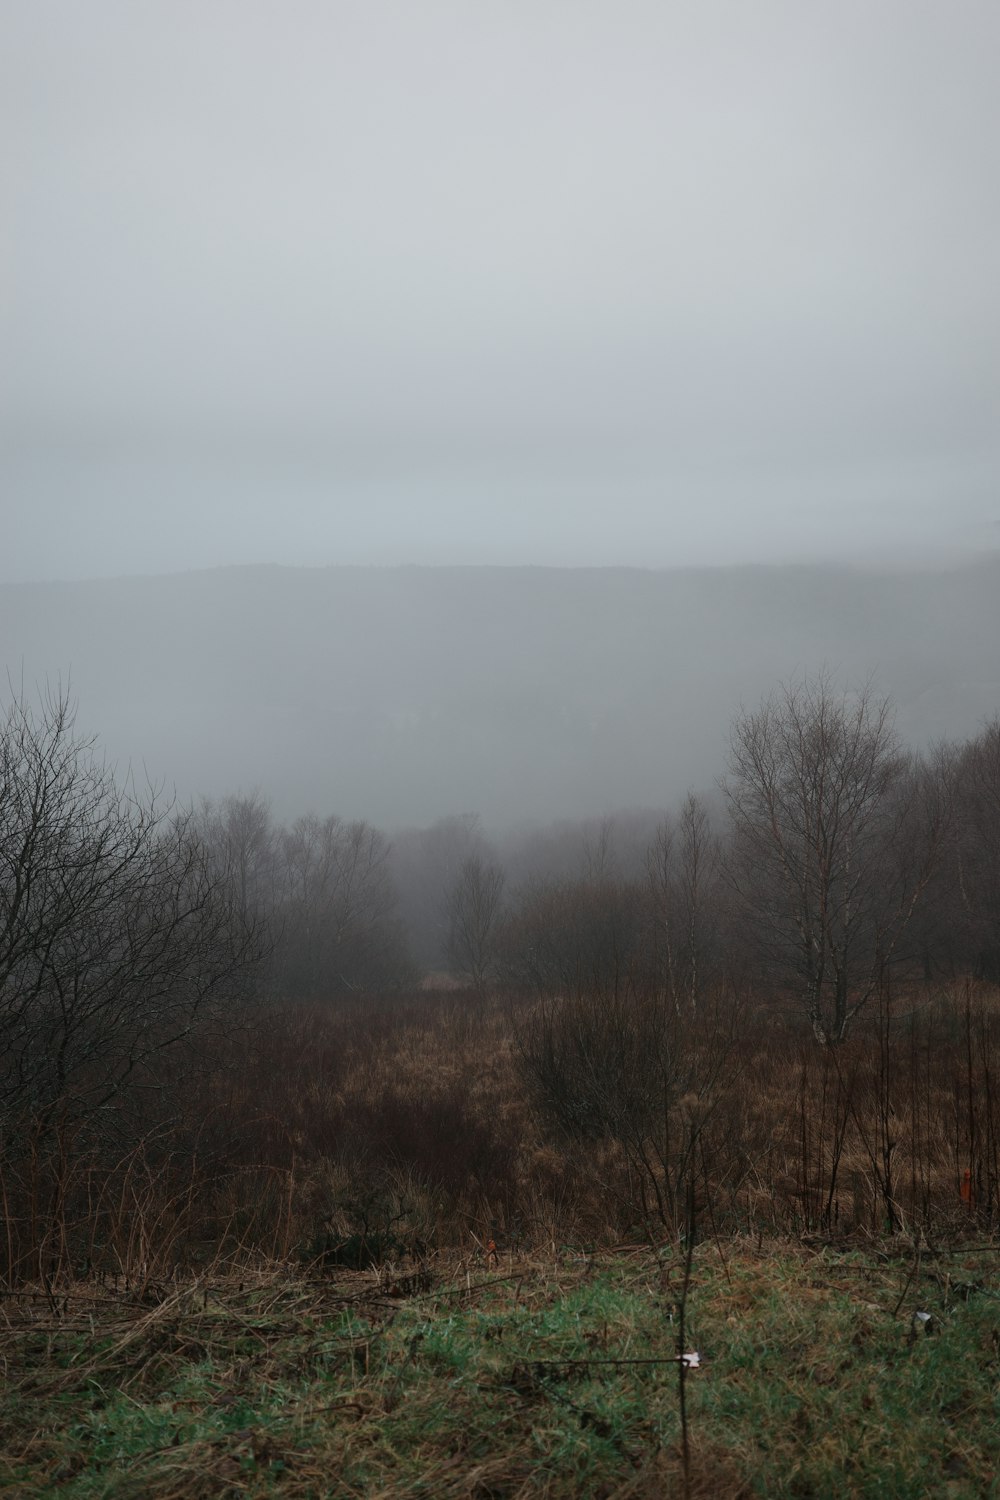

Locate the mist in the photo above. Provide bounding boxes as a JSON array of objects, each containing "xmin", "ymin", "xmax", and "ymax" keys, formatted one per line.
[
  {"xmin": 3, "ymin": 1, "xmax": 999, "ymax": 580},
  {"xmin": 1, "ymin": 560, "xmax": 997, "ymax": 834},
  {"xmin": 2, "ymin": 3, "xmax": 998, "ymax": 839},
  {"xmin": 7, "ymin": 14, "xmax": 1000, "ymax": 1470}
]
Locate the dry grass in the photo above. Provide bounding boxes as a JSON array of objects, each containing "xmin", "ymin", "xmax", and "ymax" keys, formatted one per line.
[
  {"xmin": 3, "ymin": 1235, "xmax": 999, "ymax": 1497},
  {"xmin": 2, "ymin": 976, "xmax": 999, "ymax": 1495},
  {"xmin": 4, "ymin": 980, "xmax": 1000, "ymax": 1291}
]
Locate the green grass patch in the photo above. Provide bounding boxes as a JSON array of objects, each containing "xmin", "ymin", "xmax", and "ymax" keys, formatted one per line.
[{"xmin": 2, "ymin": 1239, "xmax": 999, "ymax": 1496}]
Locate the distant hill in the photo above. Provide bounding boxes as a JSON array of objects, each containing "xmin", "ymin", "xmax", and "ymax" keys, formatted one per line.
[{"xmin": 2, "ymin": 560, "xmax": 998, "ymax": 827}]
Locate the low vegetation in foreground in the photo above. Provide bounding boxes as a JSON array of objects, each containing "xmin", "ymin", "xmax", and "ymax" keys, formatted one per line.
[{"xmin": 3, "ymin": 1235, "xmax": 1000, "ymax": 1499}]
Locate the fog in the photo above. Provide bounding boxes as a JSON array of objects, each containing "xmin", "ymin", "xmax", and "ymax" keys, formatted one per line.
[
  {"xmin": 2, "ymin": 4, "xmax": 998, "ymax": 840},
  {"xmin": 2, "ymin": 561, "xmax": 997, "ymax": 831},
  {"xmin": 3, "ymin": 2, "xmax": 999, "ymax": 579}
]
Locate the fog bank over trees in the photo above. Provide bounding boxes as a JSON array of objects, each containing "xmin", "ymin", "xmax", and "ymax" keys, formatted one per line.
[{"xmin": 1, "ymin": 559, "xmax": 997, "ymax": 828}]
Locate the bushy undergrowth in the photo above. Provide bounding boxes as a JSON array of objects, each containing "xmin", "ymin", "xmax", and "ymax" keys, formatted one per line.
[{"xmin": 3, "ymin": 979, "xmax": 1000, "ymax": 1289}]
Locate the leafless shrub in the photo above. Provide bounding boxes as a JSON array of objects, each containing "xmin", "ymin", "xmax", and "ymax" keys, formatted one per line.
[
  {"xmin": 517, "ymin": 976, "xmax": 745, "ymax": 1233},
  {"xmin": 0, "ymin": 685, "xmax": 263, "ymax": 1136}
]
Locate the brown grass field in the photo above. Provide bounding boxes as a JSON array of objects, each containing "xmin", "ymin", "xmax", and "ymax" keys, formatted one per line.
[{"xmin": 3, "ymin": 979, "xmax": 1000, "ymax": 1496}]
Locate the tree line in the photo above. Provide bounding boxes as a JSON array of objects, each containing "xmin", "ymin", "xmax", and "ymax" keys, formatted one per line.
[
  {"xmin": 2, "ymin": 673, "xmax": 999, "ymax": 1146},
  {"xmin": 439, "ymin": 675, "xmax": 998, "ymax": 1045}
]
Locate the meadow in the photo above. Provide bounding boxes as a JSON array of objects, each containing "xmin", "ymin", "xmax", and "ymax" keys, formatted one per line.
[
  {"xmin": 3, "ymin": 980, "xmax": 1000, "ymax": 1496},
  {"xmin": 3, "ymin": 1234, "xmax": 999, "ymax": 1499}
]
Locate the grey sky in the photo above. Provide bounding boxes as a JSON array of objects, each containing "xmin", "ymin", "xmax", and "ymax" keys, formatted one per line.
[{"xmin": 3, "ymin": 0, "xmax": 999, "ymax": 579}]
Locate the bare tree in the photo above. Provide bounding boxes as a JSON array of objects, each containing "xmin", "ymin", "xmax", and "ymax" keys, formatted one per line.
[
  {"xmin": 497, "ymin": 873, "xmax": 645, "ymax": 996},
  {"xmin": 390, "ymin": 814, "xmax": 487, "ymax": 971},
  {"xmin": 0, "ymin": 687, "xmax": 262, "ymax": 1128},
  {"xmin": 199, "ymin": 789, "xmax": 276, "ymax": 928},
  {"xmin": 274, "ymin": 814, "xmax": 412, "ymax": 996},
  {"xmin": 646, "ymin": 793, "xmax": 722, "ymax": 1013},
  {"xmin": 582, "ymin": 817, "xmax": 617, "ymax": 882},
  {"xmin": 724, "ymin": 673, "xmax": 946, "ymax": 1044},
  {"xmin": 446, "ymin": 854, "xmax": 505, "ymax": 989},
  {"xmin": 953, "ymin": 718, "xmax": 1000, "ymax": 979}
]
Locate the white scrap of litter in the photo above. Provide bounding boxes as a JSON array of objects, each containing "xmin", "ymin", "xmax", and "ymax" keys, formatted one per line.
[
  {"xmin": 678, "ymin": 1352, "xmax": 701, "ymax": 1368},
  {"xmin": 910, "ymin": 1311, "xmax": 935, "ymax": 1338}
]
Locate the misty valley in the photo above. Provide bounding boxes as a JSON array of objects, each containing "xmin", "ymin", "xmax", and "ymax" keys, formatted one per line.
[
  {"xmin": 7, "ymin": 0, "xmax": 1000, "ymax": 1485},
  {"xmin": 2, "ymin": 564, "xmax": 1000, "ymax": 1497}
]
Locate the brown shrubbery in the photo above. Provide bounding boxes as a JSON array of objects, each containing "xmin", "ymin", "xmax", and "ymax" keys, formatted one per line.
[
  {"xmin": 4, "ymin": 679, "xmax": 1000, "ymax": 1287},
  {"xmin": 3, "ymin": 977, "xmax": 1000, "ymax": 1286}
]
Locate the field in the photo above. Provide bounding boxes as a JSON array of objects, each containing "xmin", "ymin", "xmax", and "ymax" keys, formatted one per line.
[
  {"xmin": 3, "ymin": 1236, "xmax": 1000, "ymax": 1498},
  {"xmin": 4, "ymin": 981, "xmax": 1000, "ymax": 1496}
]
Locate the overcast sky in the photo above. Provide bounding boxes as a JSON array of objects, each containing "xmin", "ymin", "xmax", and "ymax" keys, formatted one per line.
[{"xmin": 2, "ymin": 0, "xmax": 999, "ymax": 581}]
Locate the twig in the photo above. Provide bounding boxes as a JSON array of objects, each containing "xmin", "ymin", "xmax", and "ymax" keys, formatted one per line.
[
  {"xmin": 892, "ymin": 1239, "xmax": 922, "ymax": 1319},
  {"xmin": 529, "ymin": 1355, "xmax": 699, "ymax": 1369}
]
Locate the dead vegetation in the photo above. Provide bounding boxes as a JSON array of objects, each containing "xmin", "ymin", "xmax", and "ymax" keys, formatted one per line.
[
  {"xmin": 4, "ymin": 979, "xmax": 1000, "ymax": 1291},
  {"xmin": 3, "ymin": 1233, "xmax": 1000, "ymax": 1497},
  {"xmin": 3, "ymin": 972, "xmax": 1000, "ymax": 1494}
]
